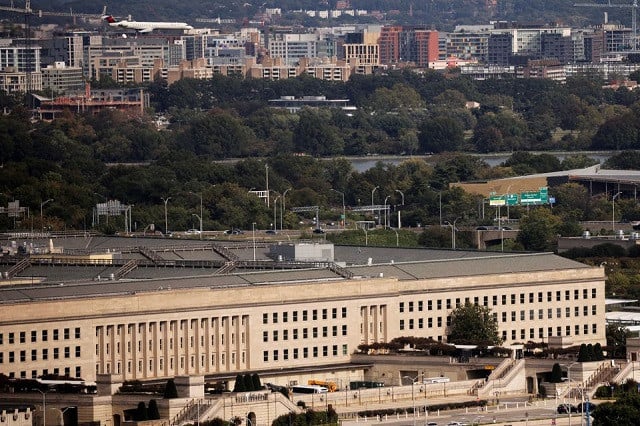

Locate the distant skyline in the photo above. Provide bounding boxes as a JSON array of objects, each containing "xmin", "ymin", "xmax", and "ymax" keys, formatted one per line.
[{"xmin": 17, "ymin": 0, "xmax": 635, "ymax": 31}]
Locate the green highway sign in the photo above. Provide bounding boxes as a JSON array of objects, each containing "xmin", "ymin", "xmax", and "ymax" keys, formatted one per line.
[
  {"xmin": 505, "ymin": 194, "xmax": 518, "ymax": 206},
  {"xmin": 520, "ymin": 187, "xmax": 549, "ymax": 205}
]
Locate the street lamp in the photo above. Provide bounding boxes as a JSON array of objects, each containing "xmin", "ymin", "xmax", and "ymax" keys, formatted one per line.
[
  {"xmin": 40, "ymin": 198, "xmax": 53, "ymax": 232},
  {"xmin": 612, "ymin": 191, "xmax": 622, "ymax": 232},
  {"xmin": 444, "ymin": 217, "xmax": 460, "ymax": 250},
  {"xmin": 161, "ymin": 196, "xmax": 171, "ymax": 235},
  {"xmin": 439, "ymin": 191, "xmax": 442, "ymax": 226},
  {"xmin": 395, "ymin": 189, "xmax": 404, "ymax": 228},
  {"xmin": 35, "ymin": 389, "xmax": 48, "ymax": 426},
  {"xmin": 371, "ymin": 185, "xmax": 379, "ymax": 206},
  {"xmin": 383, "ymin": 195, "xmax": 391, "ymax": 229},
  {"xmin": 273, "ymin": 196, "xmax": 281, "ymax": 231},
  {"xmin": 252, "ymin": 222, "xmax": 256, "ymax": 261},
  {"xmin": 189, "ymin": 191, "xmax": 203, "ymax": 239},
  {"xmin": 402, "ymin": 375, "xmax": 418, "ymax": 426},
  {"xmin": 192, "ymin": 214, "xmax": 202, "ymax": 236},
  {"xmin": 330, "ymin": 189, "xmax": 345, "ymax": 229},
  {"xmin": 282, "ymin": 188, "xmax": 291, "ymax": 230}
]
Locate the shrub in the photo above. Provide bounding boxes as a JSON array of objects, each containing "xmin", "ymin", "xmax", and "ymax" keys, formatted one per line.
[{"xmin": 163, "ymin": 379, "xmax": 178, "ymax": 399}]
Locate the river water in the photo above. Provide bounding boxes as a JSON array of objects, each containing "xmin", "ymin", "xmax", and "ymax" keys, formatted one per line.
[{"xmin": 346, "ymin": 151, "xmax": 615, "ymax": 172}]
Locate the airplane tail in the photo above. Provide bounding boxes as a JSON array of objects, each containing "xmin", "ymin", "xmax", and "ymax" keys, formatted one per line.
[{"xmin": 102, "ymin": 15, "xmax": 116, "ymax": 23}]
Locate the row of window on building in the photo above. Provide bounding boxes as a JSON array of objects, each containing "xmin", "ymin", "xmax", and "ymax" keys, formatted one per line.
[
  {"xmin": 263, "ymin": 325, "xmax": 348, "ymax": 342},
  {"xmin": 262, "ymin": 307, "xmax": 348, "ymax": 324},
  {"xmin": 0, "ymin": 327, "xmax": 81, "ymax": 345},
  {"xmin": 0, "ymin": 346, "xmax": 81, "ymax": 364},
  {"xmin": 263, "ymin": 344, "xmax": 349, "ymax": 362},
  {"xmin": 7, "ymin": 366, "xmax": 81, "ymax": 380},
  {"xmin": 398, "ymin": 288, "xmax": 598, "ymax": 313}
]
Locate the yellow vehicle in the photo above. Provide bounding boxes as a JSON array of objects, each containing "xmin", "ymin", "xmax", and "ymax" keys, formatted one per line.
[{"xmin": 308, "ymin": 379, "xmax": 338, "ymax": 392}]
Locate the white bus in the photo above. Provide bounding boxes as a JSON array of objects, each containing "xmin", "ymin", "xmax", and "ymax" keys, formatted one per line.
[
  {"xmin": 291, "ymin": 385, "xmax": 328, "ymax": 394},
  {"xmin": 423, "ymin": 377, "xmax": 450, "ymax": 384}
]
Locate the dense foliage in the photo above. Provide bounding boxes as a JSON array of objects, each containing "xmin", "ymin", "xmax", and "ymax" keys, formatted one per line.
[{"xmin": 448, "ymin": 302, "xmax": 502, "ymax": 346}]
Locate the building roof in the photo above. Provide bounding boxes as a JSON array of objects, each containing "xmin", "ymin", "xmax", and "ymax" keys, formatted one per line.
[{"xmin": 0, "ymin": 236, "xmax": 593, "ymax": 305}]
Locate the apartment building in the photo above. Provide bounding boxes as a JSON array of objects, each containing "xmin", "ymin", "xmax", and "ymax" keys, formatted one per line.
[{"xmin": 0, "ymin": 241, "xmax": 606, "ymax": 385}]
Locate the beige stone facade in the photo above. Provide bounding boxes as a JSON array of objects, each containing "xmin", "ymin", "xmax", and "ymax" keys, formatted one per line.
[{"xmin": 0, "ymin": 262, "xmax": 606, "ymax": 384}]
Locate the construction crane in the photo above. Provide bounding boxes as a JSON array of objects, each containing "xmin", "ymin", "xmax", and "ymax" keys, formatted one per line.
[{"xmin": 575, "ymin": 0, "xmax": 639, "ymax": 53}]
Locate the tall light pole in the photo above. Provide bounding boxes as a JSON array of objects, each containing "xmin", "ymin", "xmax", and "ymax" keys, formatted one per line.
[
  {"xmin": 252, "ymin": 222, "xmax": 256, "ymax": 261},
  {"xmin": 439, "ymin": 192, "xmax": 442, "ymax": 226},
  {"xmin": 273, "ymin": 195, "xmax": 281, "ymax": 231},
  {"xmin": 189, "ymin": 192, "xmax": 203, "ymax": 239},
  {"xmin": 402, "ymin": 375, "xmax": 418, "ymax": 426},
  {"xmin": 265, "ymin": 164, "xmax": 270, "ymax": 207},
  {"xmin": 282, "ymin": 188, "xmax": 291, "ymax": 230},
  {"xmin": 36, "ymin": 389, "xmax": 48, "ymax": 426},
  {"xmin": 161, "ymin": 196, "xmax": 171, "ymax": 235},
  {"xmin": 445, "ymin": 217, "xmax": 460, "ymax": 250},
  {"xmin": 192, "ymin": 214, "xmax": 202, "ymax": 237},
  {"xmin": 331, "ymin": 189, "xmax": 345, "ymax": 229},
  {"xmin": 612, "ymin": 191, "xmax": 622, "ymax": 232},
  {"xmin": 384, "ymin": 195, "xmax": 391, "ymax": 229},
  {"xmin": 40, "ymin": 198, "xmax": 53, "ymax": 232},
  {"xmin": 371, "ymin": 186, "xmax": 379, "ymax": 226},
  {"xmin": 395, "ymin": 189, "xmax": 404, "ymax": 229}
]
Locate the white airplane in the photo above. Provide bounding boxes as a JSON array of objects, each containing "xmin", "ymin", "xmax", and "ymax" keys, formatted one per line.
[{"xmin": 102, "ymin": 15, "xmax": 193, "ymax": 33}]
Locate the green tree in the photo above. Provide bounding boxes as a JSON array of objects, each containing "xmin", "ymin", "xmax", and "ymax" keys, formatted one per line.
[
  {"xmin": 251, "ymin": 373, "xmax": 262, "ymax": 391},
  {"xmin": 163, "ymin": 379, "xmax": 178, "ymax": 399},
  {"xmin": 591, "ymin": 392, "xmax": 640, "ymax": 425},
  {"xmin": 517, "ymin": 208, "xmax": 561, "ymax": 251},
  {"xmin": 148, "ymin": 399, "xmax": 160, "ymax": 420},
  {"xmin": 418, "ymin": 116, "xmax": 464, "ymax": 153},
  {"xmin": 233, "ymin": 374, "xmax": 245, "ymax": 392},
  {"xmin": 550, "ymin": 363, "xmax": 564, "ymax": 383},
  {"xmin": 448, "ymin": 302, "xmax": 501, "ymax": 345},
  {"xmin": 135, "ymin": 401, "xmax": 148, "ymax": 421},
  {"xmin": 606, "ymin": 323, "xmax": 631, "ymax": 358}
]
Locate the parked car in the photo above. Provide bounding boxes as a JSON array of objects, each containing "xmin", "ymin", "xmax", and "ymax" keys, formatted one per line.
[
  {"xmin": 265, "ymin": 230, "xmax": 277, "ymax": 235},
  {"xmin": 576, "ymin": 401, "xmax": 596, "ymax": 413},
  {"xmin": 186, "ymin": 229, "xmax": 201, "ymax": 235},
  {"xmin": 426, "ymin": 423, "xmax": 438, "ymax": 426},
  {"xmin": 312, "ymin": 228, "xmax": 325, "ymax": 234},
  {"xmin": 557, "ymin": 404, "xmax": 578, "ymax": 414}
]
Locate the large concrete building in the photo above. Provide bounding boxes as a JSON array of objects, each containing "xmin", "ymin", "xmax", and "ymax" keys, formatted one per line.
[{"xmin": 0, "ymin": 237, "xmax": 606, "ymax": 387}]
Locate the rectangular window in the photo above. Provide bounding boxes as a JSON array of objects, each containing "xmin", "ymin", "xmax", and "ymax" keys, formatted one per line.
[
  {"xmin": 273, "ymin": 313, "xmax": 278, "ymax": 323},
  {"xmin": 566, "ymin": 307, "xmax": 571, "ymax": 317},
  {"xmin": 520, "ymin": 310, "xmax": 525, "ymax": 321},
  {"xmin": 437, "ymin": 317, "xmax": 442, "ymax": 327},
  {"xmin": 566, "ymin": 325, "xmax": 571, "ymax": 336},
  {"xmin": 574, "ymin": 289, "xmax": 579, "ymax": 300},
  {"xmin": 75, "ymin": 328, "xmax": 80, "ymax": 339},
  {"xmin": 584, "ymin": 306, "xmax": 589, "ymax": 316},
  {"xmin": 437, "ymin": 299, "xmax": 442, "ymax": 309},
  {"xmin": 592, "ymin": 289, "xmax": 597, "ymax": 298},
  {"xmin": 333, "ymin": 345, "xmax": 338, "ymax": 356},
  {"xmin": 332, "ymin": 308, "xmax": 337, "ymax": 319},
  {"xmin": 446, "ymin": 316, "xmax": 452, "ymax": 326},
  {"xmin": 64, "ymin": 347, "xmax": 70, "ymax": 358},
  {"xmin": 409, "ymin": 319, "xmax": 414, "ymax": 329},
  {"xmin": 538, "ymin": 292, "xmax": 543, "ymax": 302},
  {"xmin": 583, "ymin": 289, "xmax": 588, "ymax": 299},
  {"xmin": 400, "ymin": 320, "xmax": 405, "ymax": 330},
  {"xmin": 263, "ymin": 331, "xmax": 268, "ymax": 342},
  {"xmin": 312, "ymin": 327, "xmax": 318, "ymax": 338},
  {"xmin": 322, "ymin": 326, "xmax": 328, "ymax": 337},
  {"xmin": 273, "ymin": 331, "xmax": 278, "ymax": 341},
  {"xmin": 483, "ymin": 296, "xmax": 488, "ymax": 306},
  {"xmin": 313, "ymin": 347, "xmax": 318, "ymax": 357},
  {"xmin": 557, "ymin": 326, "xmax": 562, "ymax": 336},
  {"xmin": 293, "ymin": 329, "xmax": 298, "ymax": 339},
  {"xmin": 529, "ymin": 293, "xmax": 534, "ymax": 303},
  {"xmin": 557, "ymin": 308, "xmax": 562, "ymax": 318},
  {"xmin": 592, "ymin": 324, "xmax": 597, "ymax": 334},
  {"xmin": 283, "ymin": 349, "xmax": 289, "ymax": 360},
  {"xmin": 293, "ymin": 311, "xmax": 298, "ymax": 322},
  {"xmin": 313, "ymin": 310, "xmax": 318, "ymax": 320},
  {"xmin": 592, "ymin": 305, "xmax": 597, "ymax": 315},
  {"xmin": 419, "ymin": 301, "xmax": 424, "ymax": 311},
  {"xmin": 273, "ymin": 350, "xmax": 278, "ymax": 361},
  {"xmin": 322, "ymin": 309, "xmax": 327, "ymax": 320},
  {"xmin": 284, "ymin": 329, "xmax": 289, "ymax": 340},
  {"xmin": 539, "ymin": 328, "xmax": 544, "ymax": 338},
  {"xmin": 263, "ymin": 351, "xmax": 268, "ymax": 362},
  {"xmin": 293, "ymin": 348, "xmax": 299, "ymax": 359},
  {"xmin": 520, "ymin": 293, "xmax": 525, "ymax": 304},
  {"xmin": 575, "ymin": 306, "xmax": 580, "ymax": 317},
  {"xmin": 64, "ymin": 328, "xmax": 70, "ymax": 339},
  {"xmin": 20, "ymin": 350, "xmax": 26, "ymax": 362},
  {"xmin": 53, "ymin": 329, "xmax": 59, "ymax": 341},
  {"xmin": 501, "ymin": 312, "xmax": 507, "ymax": 322},
  {"xmin": 42, "ymin": 330, "xmax": 47, "ymax": 342},
  {"xmin": 492, "ymin": 295, "xmax": 498, "ymax": 306},
  {"xmin": 408, "ymin": 301, "xmax": 414, "ymax": 312},
  {"xmin": 42, "ymin": 349, "xmax": 48, "ymax": 360},
  {"xmin": 418, "ymin": 318, "xmax": 424, "ymax": 328},
  {"xmin": 283, "ymin": 312, "xmax": 288, "ymax": 323},
  {"xmin": 565, "ymin": 290, "xmax": 570, "ymax": 300},
  {"xmin": 501, "ymin": 295, "xmax": 507, "ymax": 305},
  {"xmin": 342, "ymin": 307, "xmax": 347, "ymax": 318},
  {"xmin": 323, "ymin": 346, "xmax": 328, "ymax": 356},
  {"xmin": 428, "ymin": 318, "xmax": 433, "ymax": 328},
  {"xmin": 455, "ymin": 298, "xmax": 461, "ymax": 308},
  {"xmin": 584, "ymin": 324, "xmax": 589, "ymax": 334},
  {"xmin": 446, "ymin": 299, "xmax": 452, "ymax": 309},
  {"xmin": 31, "ymin": 331, "xmax": 36, "ymax": 343},
  {"xmin": 511, "ymin": 294, "xmax": 516, "ymax": 304},
  {"xmin": 556, "ymin": 291, "xmax": 561, "ymax": 301},
  {"xmin": 511, "ymin": 311, "xmax": 516, "ymax": 321},
  {"xmin": 575, "ymin": 325, "xmax": 580, "ymax": 335},
  {"xmin": 332, "ymin": 326, "xmax": 337, "ymax": 337},
  {"xmin": 75, "ymin": 346, "xmax": 81, "ymax": 357},
  {"xmin": 31, "ymin": 349, "xmax": 37, "ymax": 361},
  {"xmin": 54, "ymin": 348, "xmax": 59, "ymax": 359},
  {"xmin": 529, "ymin": 310, "xmax": 534, "ymax": 320},
  {"xmin": 263, "ymin": 313, "xmax": 268, "ymax": 324},
  {"xmin": 303, "ymin": 328, "xmax": 308, "ymax": 339},
  {"xmin": 547, "ymin": 292, "xmax": 552, "ymax": 302},
  {"xmin": 303, "ymin": 347, "xmax": 308, "ymax": 358},
  {"xmin": 303, "ymin": 310, "xmax": 308, "ymax": 321},
  {"xmin": 547, "ymin": 309, "xmax": 552, "ymax": 319},
  {"xmin": 399, "ymin": 302, "xmax": 405, "ymax": 313},
  {"xmin": 342, "ymin": 325, "xmax": 347, "ymax": 336}
]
